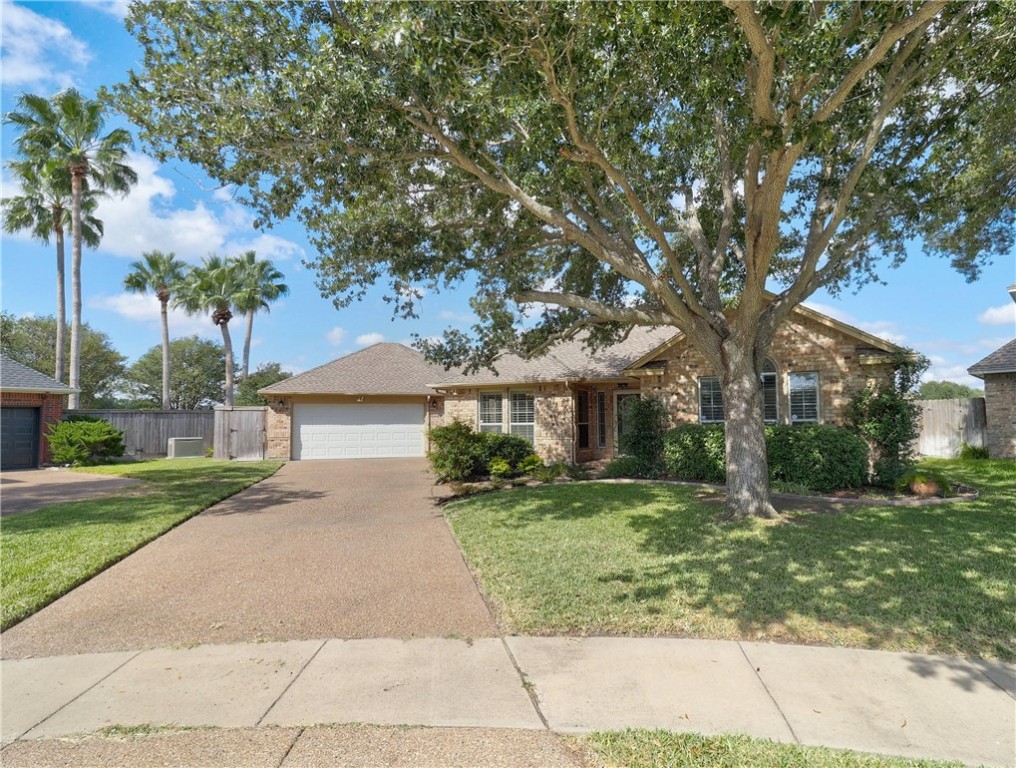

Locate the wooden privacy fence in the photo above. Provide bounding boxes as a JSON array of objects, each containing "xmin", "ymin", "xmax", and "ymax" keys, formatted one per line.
[
  {"xmin": 213, "ymin": 407, "xmax": 267, "ymax": 461},
  {"xmin": 69, "ymin": 410, "xmax": 215, "ymax": 457},
  {"xmin": 916, "ymin": 398, "xmax": 986, "ymax": 458}
]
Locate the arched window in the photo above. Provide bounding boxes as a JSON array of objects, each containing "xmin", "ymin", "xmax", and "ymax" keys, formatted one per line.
[{"xmin": 761, "ymin": 358, "xmax": 778, "ymax": 423}]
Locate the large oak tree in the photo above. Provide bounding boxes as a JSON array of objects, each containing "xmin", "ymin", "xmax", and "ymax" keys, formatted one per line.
[{"xmin": 119, "ymin": 1, "xmax": 1014, "ymax": 516}]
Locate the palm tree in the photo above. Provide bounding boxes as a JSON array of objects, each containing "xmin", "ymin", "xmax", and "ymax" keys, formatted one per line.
[
  {"xmin": 173, "ymin": 255, "xmax": 244, "ymax": 407},
  {"xmin": 1, "ymin": 159, "xmax": 103, "ymax": 382},
  {"xmin": 123, "ymin": 251, "xmax": 188, "ymax": 410},
  {"xmin": 232, "ymin": 251, "xmax": 289, "ymax": 381},
  {"xmin": 6, "ymin": 89, "xmax": 137, "ymax": 408}
]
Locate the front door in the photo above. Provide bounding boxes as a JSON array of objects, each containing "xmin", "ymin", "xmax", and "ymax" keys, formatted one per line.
[
  {"xmin": 1, "ymin": 407, "xmax": 40, "ymax": 470},
  {"xmin": 614, "ymin": 392, "xmax": 640, "ymax": 452}
]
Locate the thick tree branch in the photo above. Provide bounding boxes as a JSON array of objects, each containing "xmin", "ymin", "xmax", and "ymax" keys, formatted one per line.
[
  {"xmin": 515, "ymin": 290, "xmax": 674, "ymax": 327},
  {"xmin": 725, "ymin": 1, "xmax": 780, "ymax": 125},
  {"xmin": 812, "ymin": 0, "xmax": 948, "ymax": 123}
]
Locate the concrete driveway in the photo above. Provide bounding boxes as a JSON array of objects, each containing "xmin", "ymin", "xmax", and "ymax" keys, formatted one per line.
[
  {"xmin": 1, "ymin": 459, "xmax": 497, "ymax": 658},
  {"xmin": 1, "ymin": 469, "xmax": 142, "ymax": 516}
]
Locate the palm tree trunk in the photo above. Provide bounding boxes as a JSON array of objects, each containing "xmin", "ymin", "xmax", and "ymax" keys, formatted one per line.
[
  {"xmin": 54, "ymin": 225, "xmax": 66, "ymax": 384},
  {"xmin": 241, "ymin": 309, "xmax": 254, "ymax": 381},
  {"xmin": 68, "ymin": 170, "xmax": 84, "ymax": 409},
  {"xmin": 160, "ymin": 299, "xmax": 171, "ymax": 410},
  {"xmin": 220, "ymin": 321, "xmax": 235, "ymax": 408}
]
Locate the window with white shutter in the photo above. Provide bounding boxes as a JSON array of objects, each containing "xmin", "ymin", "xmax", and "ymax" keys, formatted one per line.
[
  {"xmin": 789, "ymin": 372, "xmax": 820, "ymax": 422},
  {"xmin": 478, "ymin": 393, "xmax": 503, "ymax": 433},
  {"xmin": 509, "ymin": 391, "xmax": 535, "ymax": 443},
  {"xmin": 699, "ymin": 377, "xmax": 724, "ymax": 423}
]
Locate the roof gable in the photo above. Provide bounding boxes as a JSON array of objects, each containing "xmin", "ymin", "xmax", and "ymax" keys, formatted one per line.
[
  {"xmin": 0, "ymin": 354, "xmax": 78, "ymax": 394},
  {"xmin": 627, "ymin": 300, "xmax": 905, "ymax": 371},
  {"xmin": 258, "ymin": 343, "xmax": 446, "ymax": 396},
  {"xmin": 968, "ymin": 338, "xmax": 1016, "ymax": 378},
  {"xmin": 429, "ymin": 326, "xmax": 677, "ymax": 387}
]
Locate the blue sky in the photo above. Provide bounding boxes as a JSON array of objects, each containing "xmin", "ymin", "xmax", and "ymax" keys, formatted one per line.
[{"xmin": 2, "ymin": 0, "xmax": 1013, "ymax": 386}]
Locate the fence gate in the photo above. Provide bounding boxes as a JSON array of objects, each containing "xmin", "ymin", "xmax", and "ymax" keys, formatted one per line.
[
  {"xmin": 214, "ymin": 407, "xmax": 267, "ymax": 461},
  {"xmin": 915, "ymin": 398, "xmax": 986, "ymax": 458}
]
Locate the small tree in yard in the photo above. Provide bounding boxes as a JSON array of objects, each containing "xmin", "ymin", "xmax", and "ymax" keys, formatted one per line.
[
  {"xmin": 847, "ymin": 353, "xmax": 929, "ymax": 488},
  {"xmin": 119, "ymin": 2, "xmax": 1015, "ymax": 516}
]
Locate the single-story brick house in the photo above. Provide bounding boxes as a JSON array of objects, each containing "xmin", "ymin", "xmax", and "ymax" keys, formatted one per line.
[
  {"xmin": 968, "ymin": 337, "xmax": 1016, "ymax": 459},
  {"xmin": 0, "ymin": 354, "xmax": 78, "ymax": 470},
  {"xmin": 261, "ymin": 303, "xmax": 903, "ymax": 463}
]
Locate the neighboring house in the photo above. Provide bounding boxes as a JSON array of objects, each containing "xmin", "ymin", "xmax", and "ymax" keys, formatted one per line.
[
  {"xmin": 0, "ymin": 354, "xmax": 79, "ymax": 470},
  {"xmin": 261, "ymin": 304, "xmax": 903, "ymax": 463},
  {"xmin": 968, "ymin": 337, "xmax": 1016, "ymax": 459}
]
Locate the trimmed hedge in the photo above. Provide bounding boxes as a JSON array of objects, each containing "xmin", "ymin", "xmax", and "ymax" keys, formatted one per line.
[
  {"xmin": 663, "ymin": 423, "xmax": 868, "ymax": 493},
  {"xmin": 427, "ymin": 421, "xmax": 538, "ymax": 481}
]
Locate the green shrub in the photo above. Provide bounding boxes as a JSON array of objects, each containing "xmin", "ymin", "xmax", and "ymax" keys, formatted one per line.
[
  {"xmin": 663, "ymin": 424, "xmax": 726, "ymax": 483},
  {"xmin": 427, "ymin": 421, "xmax": 485, "ymax": 481},
  {"xmin": 46, "ymin": 420, "xmax": 125, "ymax": 466},
  {"xmin": 516, "ymin": 453, "xmax": 544, "ymax": 475},
  {"xmin": 488, "ymin": 457, "xmax": 513, "ymax": 479},
  {"xmin": 599, "ymin": 456, "xmax": 645, "ymax": 479},
  {"xmin": 895, "ymin": 467, "xmax": 953, "ymax": 497},
  {"xmin": 564, "ymin": 462, "xmax": 592, "ymax": 481},
  {"xmin": 766, "ymin": 425, "xmax": 868, "ymax": 493},
  {"xmin": 846, "ymin": 354, "xmax": 927, "ymax": 487},
  {"xmin": 958, "ymin": 442, "xmax": 989, "ymax": 460},
  {"xmin": 663, "ymin": 423, "xmax": 868, "ymax": 492},
  {"xmin": 617, "ymin": 396, "xmax": 668, "ymax": 478},
  {"xmin": 480, "ymin": 432, "xmax": 533, "ymax": 470},
  {"xmin": 534, "ymin": 461, "xmax": 565, "ymax": 483}
]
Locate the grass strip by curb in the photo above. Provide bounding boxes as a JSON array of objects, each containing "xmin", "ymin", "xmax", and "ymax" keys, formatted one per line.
[{"xmin": 1, "ymin": 458, "xmax": 284, "ymax": 630}]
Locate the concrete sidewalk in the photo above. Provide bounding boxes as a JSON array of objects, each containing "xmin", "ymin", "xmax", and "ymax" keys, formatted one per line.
[{"xmin": 3, "ymin": 637, "xmax": 1013, "ymax": 767}]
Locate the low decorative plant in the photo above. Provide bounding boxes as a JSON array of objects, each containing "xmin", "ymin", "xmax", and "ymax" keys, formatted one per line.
[
  {"xmin": 46, "ymin": 420, "xmax": 126, "ymax": 466},
  {"xmin": 488, "ymin": 457, "xmax": 513, "ymax": 479},
  {"xmin": 895, "ymin": 468, "xmax": 953, "ymax": 498},
  {"xmin": 516, "ymin": 453, "xmax": 544, "ymax": 476},
  {"xmin": 957, "ymin": 442, "xmax": 990, "ymax": 460}
]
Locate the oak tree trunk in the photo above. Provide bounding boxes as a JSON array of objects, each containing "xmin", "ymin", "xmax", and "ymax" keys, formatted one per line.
[{"xmin": 720, "ymin": 340, "xmax": 777, "ymax": 518}]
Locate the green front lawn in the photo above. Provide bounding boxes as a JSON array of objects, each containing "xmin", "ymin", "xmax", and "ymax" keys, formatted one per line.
[
  {"xmin": 582, "ymin": 730, "xmax": 963, "ymax": 768},
  {"xmin": 1, "ymin": 459, "xmax": 283, "ymax": 630},
  {"xmin": 447, "ymin": 459, "xmax": 1015, "ymax": 660}
]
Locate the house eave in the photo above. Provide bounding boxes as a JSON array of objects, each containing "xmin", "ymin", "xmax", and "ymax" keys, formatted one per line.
[{"xmin": 0, "ymin": 386, "xmax": 79, "ymax": 395}]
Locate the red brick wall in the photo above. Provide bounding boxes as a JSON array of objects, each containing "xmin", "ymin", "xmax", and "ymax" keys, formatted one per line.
[{"xmin": 1, "ymin": 391, "xmax": 66, "ymax": 465}]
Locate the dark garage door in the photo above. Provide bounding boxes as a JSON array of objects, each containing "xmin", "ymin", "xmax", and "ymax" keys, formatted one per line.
[{"xmin": 1, "ymin": 408, "xmax": 40, "ymax": 470}]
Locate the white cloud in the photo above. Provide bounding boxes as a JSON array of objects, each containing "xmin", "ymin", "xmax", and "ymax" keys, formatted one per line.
[
  {"xmin": 87, "ymin": 0, "xmax": 131, "ymax": 19},
  {"xmin": 326, "ymin": 327, "xmax": 348, "ymax": 346},
  {"xmin": 89, "ymin": 292, "xmax": 217, "ymax": 340},
  {"xmin": 355, "ymin": 332, "xmax": 385, "ymax": 347},
  {"xmin": 0, "ymin": 0, "xmax": 91, "ymax": 90},
  {"xmin": 978, "ymin": 303, "xmax": 1016, "ymax": 327},
  {"xmin": 922, "ymin": 362, "xmax": 983, "ymax": 389},
  {"xmin": 439, "ymin": 309, "xmax": 475, "ymax": 323},
  {"xmin": 18, "ymin": 152, "xmax": 310, "ymax": 264}
]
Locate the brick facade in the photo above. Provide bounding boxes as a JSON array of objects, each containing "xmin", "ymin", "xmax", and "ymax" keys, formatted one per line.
[
  {"xmin": 983, "ymin": 373, "xmax": 1016, "ymax": 459},
  {"xmin": 0, "ymin": 391, "xmax": 66, "ymax": 466},
  {"xmin": 439, "ymin": 312, "xmax": 895, "ymax": 464},
  {"xmin": 646, "ymin": 312, "xmax": 894, "ymax": 428}
]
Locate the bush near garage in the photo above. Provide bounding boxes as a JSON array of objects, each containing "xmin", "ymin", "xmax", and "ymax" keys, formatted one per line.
[
  {"xmin": 428, "ymin": 421, "xmax": 541, "ymax": 481},
  {"xmin": 46, "ymin": 419, "xmax": 126, "ymax": 466}
]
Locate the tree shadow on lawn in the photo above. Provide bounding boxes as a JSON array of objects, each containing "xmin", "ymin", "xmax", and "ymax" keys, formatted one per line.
[
  {"xmin": 613, "ymin": 488, "xmax": 1015, "ymax": 663},
  {"xmin": 474, "ymin": 480, "xmax": 1014, "ymax": 663}
]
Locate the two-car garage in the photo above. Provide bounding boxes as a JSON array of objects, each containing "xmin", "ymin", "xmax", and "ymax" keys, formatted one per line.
[{"xmin": 292, "ymin": 403, "xmax": 426, "ymax": 460}]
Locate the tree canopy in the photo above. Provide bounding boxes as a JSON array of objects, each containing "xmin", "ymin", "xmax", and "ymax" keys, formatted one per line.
[
  {"xmin": 118, "ymin": 1, "xmax": 1015, "ymax": 516},
  {"xmin": 124, "ymin": 336, "xmax": 225, "ymax": 410},
  {"xmin": 0, "ymin": 312, "xmax": 126, "ymax": 408},
  {"xmin": 917, "ymin": 380, "xmax": 984, "ymax": 400},
  {"xmin": 235, "ymin": 362, "xmax": 292, "ymax": 406}
]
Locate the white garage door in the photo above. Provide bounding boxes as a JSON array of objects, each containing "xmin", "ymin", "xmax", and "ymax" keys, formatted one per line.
[{"xmin": 293, "ymin": 403, "xmax": 425, "ymax": 460}]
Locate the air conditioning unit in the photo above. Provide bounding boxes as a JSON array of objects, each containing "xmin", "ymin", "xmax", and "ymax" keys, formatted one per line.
[{"xmin": 167, "ymin": 437, "xmax": 205, "ymax": 459}]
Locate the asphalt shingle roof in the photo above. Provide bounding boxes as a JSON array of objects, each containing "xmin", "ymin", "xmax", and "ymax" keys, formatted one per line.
[
  {"xmin": 259, "ymin": 343, "xmax": 446, "ymax": 396},
  {"xmin": 0, "ymin": 354, "xmax": 78, "ymax": 393},
  {"xmin": 968, "ymin": 338, "xmax": 1016, "ymax": 377},
  {"xmin": 430, "ymin": 326, "xmax": 679, "ymax": 387}
]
